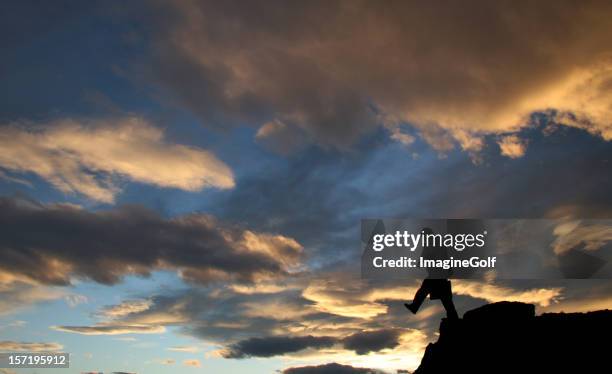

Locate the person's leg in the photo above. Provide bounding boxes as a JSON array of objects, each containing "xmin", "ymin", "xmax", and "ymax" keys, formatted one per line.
[
  {"xmin": 405, "ymin": 282, "xmax": 429, "ymax": 314},
  {"xmin": 441, "ymin": 294, "xmax": 459, "ymax": 320}
]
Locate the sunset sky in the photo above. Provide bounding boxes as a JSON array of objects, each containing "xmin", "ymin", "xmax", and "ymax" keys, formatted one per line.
[{"xmin": 1, "ymin": 1, "xmax": 612, "ymax": 373}]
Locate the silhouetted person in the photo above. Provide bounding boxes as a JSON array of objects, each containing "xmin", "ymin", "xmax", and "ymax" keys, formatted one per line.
[{"xmin": 405, "ymin": 228, "xmax": 459, "ymax": 320}]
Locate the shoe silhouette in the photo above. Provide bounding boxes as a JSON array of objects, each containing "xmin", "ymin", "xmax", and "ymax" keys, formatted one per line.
[{"xmin": 404, "ymin": 303, "xmax": 418, "ymax": 314}]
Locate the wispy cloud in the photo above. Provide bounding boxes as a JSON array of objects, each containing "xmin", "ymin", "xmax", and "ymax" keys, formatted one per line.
[
  {"xmin": 0, "ymin": 117, "xmax": 234, "ymax": 202},
  {"xmin": 155, "ymin": 359, "xmax": 175, "ymax": 365},
  {"xmin": 0, "ymin": 279, "xmax": 66, "ymax": 316},
  {"xmin": 167, "ymin": 346, "xmax": 199, "ymax": 353},
  {"xmin": 99, "ymin": 300, "xmax": 152, "ymax": 319},
  {"xmin": 51, "ymin": 324, "xmax": 165, "ymax": 335},
  {"xmin": 182, "ymin": 359, "xmax": 201, "ymax": 367},
  {"xmin": 0, "ymin": 341, "xmax": 63, "ymax": 352},
  {"xmin": 64, "ymin": 294, "xmax": 88, "ymax": 307}
]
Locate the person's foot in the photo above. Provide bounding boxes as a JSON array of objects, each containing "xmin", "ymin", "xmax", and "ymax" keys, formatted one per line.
[{"xmin": 404, "ymin": 303, "xmax": 417, "ymax": 314}]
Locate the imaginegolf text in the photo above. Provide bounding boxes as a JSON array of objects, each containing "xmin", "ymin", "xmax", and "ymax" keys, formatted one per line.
[{"xmin": 373, "ymin": 256, "xmax": 497, "ymax": 270}]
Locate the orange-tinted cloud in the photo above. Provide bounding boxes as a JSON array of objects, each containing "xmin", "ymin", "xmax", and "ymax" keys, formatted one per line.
[
  {"xmin": 552, "ymin": 220, "xmax": 612, "ymax": 255},
  {"xmin": 182, "ymin": 359, "xmax": 201, "ymax": 368},
  {"xmin": 145, "ymin": 0, "xmax": 612, "ymax": 156},
  {"xmin": 0, "ymin": 117, "xmax": 234, "ymax": 202},
  {"xmin": 99, "ymin": 300, "xmax": 152, "ymax": 319},
  {"xmin": 156, "ymin": 359, "xmax": 175, "ymax": 365},
  {"xmin": 497, "ymin": 135, "xmax": 527, "ymax": 159},
  {"xmin": 0, "ymin": 278, "xmax": 66, "ymax": 316},
  {"xmin": 51, "ymin": 324, "xmax": 165, "ymax": 335}
]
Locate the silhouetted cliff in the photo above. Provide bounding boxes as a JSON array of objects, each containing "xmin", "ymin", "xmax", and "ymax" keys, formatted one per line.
[{"xmin": 415, "ymin": 301, "xmax": 612, "ymax": 373}]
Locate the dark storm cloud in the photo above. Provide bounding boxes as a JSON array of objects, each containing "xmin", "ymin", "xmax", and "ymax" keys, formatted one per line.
[
  {"xmin": 341, "ymin": 329, "xmax": 402, "ymax": 355},
  {"xmin": 223, "ymin": 328, "xmax": 403, "ymax": 358},
  {"xmin": 282, "ymin": 363, "xmax": 386, "ymax": 374},
  {"xmin": 0, "ymin": 196, "xmax": 301, "ymax": 285},
  {"xmin": 222, "ymin": 335, "xmax": 336, "ymax": 358},
  {"xmin": 139, "ymin": 0, "xmax": 612, "ymax": 152}
]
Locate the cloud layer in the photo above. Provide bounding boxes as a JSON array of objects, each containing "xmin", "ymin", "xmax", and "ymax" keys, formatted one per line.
[
  {"xmin": 0, "ymin": 117, "xmax": 234, "ymax": 202},
  {"xmin": 0, "ymin": 196, "xmax": 302, "ymax": 285},
  {"xmin": 144, "ymin": 0, "xmax": 612, "ymax": 154},
  {"xmin": 49, "ymin": 271, "xmax": 563, "ymax": 372}
]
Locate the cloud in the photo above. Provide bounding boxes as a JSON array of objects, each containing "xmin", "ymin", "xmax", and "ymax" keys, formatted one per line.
[
  {"xmin": 157, "ymin": 359, "xmax": 175, "ymax": 365},
  {"xmin": 0, "ymin": 117, "xmax": 234, "ymax": 202},
  {"xmin": 241, "ymin": 298, "xmax": 314, "ymax": 320},
  {"xmin": 0, "ymin": 196, "xmax": 302, "ymax": 285},
  {"xmin": 141, "ymin": 0, "xmax": 612, "ymax": 156},
  {"xmin": 99, "ymin": 300, "xmax": 152, "ymax": 319},
  {"xmin": 543, "ymin": 295, "xmax": 612, "ymax": 313},
  {"xmin": 0, "ymin": 279, "xmax": 66, "ymax": 316},
  {"xmin": 303, "ymin": 281, "xmax": 388, "ymax": 319},
  {"xmin": 210, "ymin": 121, "xmax": 612, "ymax": 274},
  {"xmin": 51, "ymin": 324, "xmax": 165, "ymax": 335},
  {"xmin": 389, "ymin": 128, "xmax": 415, "ymax": 147},
  {"xmin": 552, "ymin": 220, "xmax": 612, "ymax": 255},
  {"xmin": 167, "ymin": 346, "xmax": 199, "ymax": 353},
  {"xmin": 182, "ymin": 359, "xmax": 201, "ymax": 367},
  {"xmin": 497, "ymin": 135, "xmax": 527, "ymax": 158},
  {"xmin": 222, "ymin": 335, "xmax": 336, "ymax": 358},
  {"xmin": 229, "ymin": 282, "xmax": 300, "ymax": 295},
  {"xmin": 0, "ymin": 320, "xmax": 26, "ymax": 329},
  {"xmin": 282, "ymin": 363, "xmax": 386, "ymax": 374},
  {"xmin": 0, "ymin": 341, "xmax": 63, "ymax": 352},
  {"xmin": 77, "ymin": 280, "xmax": 429, "ymax": 367},
  {"xmin": 64, "ymin": 294, "xmax": 88, "ymax": 307},
  {"xmin": 41, "ymin": 147, "xmax": 593, "ymax": 371},
  {"xmin": 302, "ymin": 277, "xmax": 563, "ymax": 323},
  {"xmin": 55, "ymin": 274, "xmax": 567, "ymax": 372},
  {"xmin": 255, "ymin": 120, "xmax": 310, "ymax": 154},
  {"xmin": 341, "ymin": 329, "xmax": 402, "ymax": 355},
  {"xmin": 452, "ymin": 281, "xmax": 563, "ymax": 307},
  {"xmin": 539, "ymin": 280, "xmax": 612, "ymax": 313},
  {"xmin": 222, "ymin": 328, "xmax": 409, "ymax": 358},
  {"xmin": 366, "ymin": 281, "xmax": 562, "ymax": 308}
]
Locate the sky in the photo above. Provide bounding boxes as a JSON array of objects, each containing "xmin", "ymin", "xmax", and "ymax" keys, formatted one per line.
[{"xmin": 1, "ymin": 1, "xmax": 612, "ymax": 373}]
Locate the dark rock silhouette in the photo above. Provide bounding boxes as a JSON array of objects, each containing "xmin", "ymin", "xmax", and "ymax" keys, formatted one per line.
[{"xmin": 414, "ymin": 301, "xmax": 612, "ymax": 373}]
